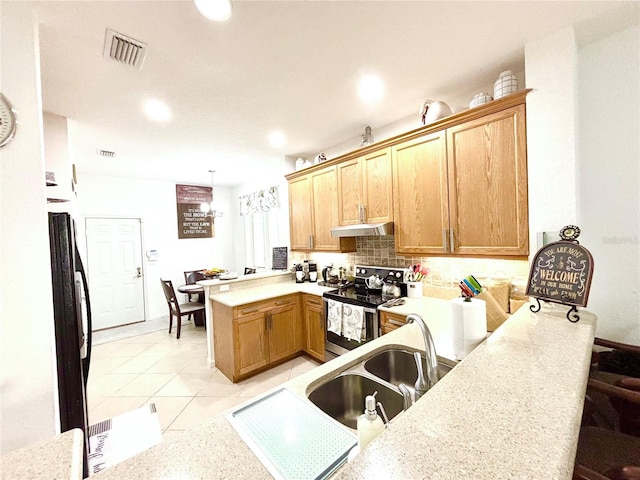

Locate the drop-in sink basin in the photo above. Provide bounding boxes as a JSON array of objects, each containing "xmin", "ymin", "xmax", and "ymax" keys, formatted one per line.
[
  {"xmin": 364, "ymin": 348, "xmax": 455, "ymax": 387},
  {"xmin": 307, "ymin": 372, "xmax": 404, "ymax": 429}
]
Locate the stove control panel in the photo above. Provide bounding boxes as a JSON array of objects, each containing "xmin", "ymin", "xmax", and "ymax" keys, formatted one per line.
[{"xmin": 354, "ymin": 265, "xmax": 406, "ymax": 281}]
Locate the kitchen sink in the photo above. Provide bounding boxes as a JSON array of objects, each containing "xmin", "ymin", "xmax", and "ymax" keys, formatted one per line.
[
  {"xmin": 364, "ymin": 348, "xmax": 455, "ymax": 387},
  {"xmin": 307, "ymin": 372, "xmax": 404, "ymax": 429}
]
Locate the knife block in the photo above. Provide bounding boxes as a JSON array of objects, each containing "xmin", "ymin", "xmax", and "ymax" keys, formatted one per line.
[{"xmin": 477, "ymin": 290, "xmax": 509, "ymax": 332}]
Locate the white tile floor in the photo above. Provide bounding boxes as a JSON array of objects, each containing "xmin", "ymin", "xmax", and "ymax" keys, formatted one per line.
[{"xmin": 88, "ymin": 321, "xmax": 321, "ymax": 439}]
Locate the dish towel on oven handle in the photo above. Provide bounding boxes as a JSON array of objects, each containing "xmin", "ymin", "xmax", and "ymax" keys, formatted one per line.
[
  {"xmin": 342, "ymin": 304, "xmax": 365, "ymax": 342},
  {"xmin": 327, "ymin": 300, "xmax": 343, "ymax": 335}
]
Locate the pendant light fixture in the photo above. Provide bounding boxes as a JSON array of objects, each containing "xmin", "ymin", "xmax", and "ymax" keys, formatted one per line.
[
  {"xmin": 200, "ymin": 169, "xmax": 223, "ymax": 217},
  {"xmin": 194, "ymin": 0, "xmax": 232, "ymax": 21}
]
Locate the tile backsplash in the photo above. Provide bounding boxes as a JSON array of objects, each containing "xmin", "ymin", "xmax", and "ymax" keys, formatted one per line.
[{"xmin": 291, "ymin": 235, "xmax": 529, "ymax": 286}]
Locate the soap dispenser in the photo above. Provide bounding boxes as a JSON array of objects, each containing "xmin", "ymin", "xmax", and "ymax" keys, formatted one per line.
[{"xmin": 357, "ymin": 392, "xmax": 386, "ymax": 449}]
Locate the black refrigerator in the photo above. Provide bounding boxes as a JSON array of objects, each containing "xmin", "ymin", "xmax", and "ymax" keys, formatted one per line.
[{"xmin": 49, "ymin": 212, "xmax": 92, "ymax": 478}]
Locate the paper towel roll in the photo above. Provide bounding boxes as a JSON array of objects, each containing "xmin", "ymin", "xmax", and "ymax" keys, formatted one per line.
[{"xmin": 450, "ymin": 297, "xmax": 487, "ymax": 360}]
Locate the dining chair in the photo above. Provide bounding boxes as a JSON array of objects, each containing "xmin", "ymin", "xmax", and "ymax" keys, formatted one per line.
[
  {"xmin": 184, "ymin": 269, "xmax": 207, "ymax": 285},
  {"xmin": 160, "ymin": 279, "xmax": 205, "ymax": 339},
  {"xmin": 573, "ymin": 338, "xmax": 640, "ymax": 479}
]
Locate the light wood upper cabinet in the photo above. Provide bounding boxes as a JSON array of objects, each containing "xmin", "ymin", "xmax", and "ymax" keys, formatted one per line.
[
  {"xmin": 288, "ymin": 165, "xmax": 356, "ymax": 252},
  {"xmin": 310, "ymin": 166, "xmax": 341, "ymax": 250},
  {"xmin": 288, "ymin": 175, "xmax": 313, "ymax": 251},
  {"xmin": 393, "ymin": 104, "xmax": 528, "ymax": 257},
  {"xmin": 337, "ymin": 158, "xmax": 362, "ymax": 225},
  {"xmin": 446, "ymin": 105, "xmax": 528, "ymax": 256},
  {"xmin": 392, "ymin": 132, "xmax": 449, "ymax": 254},
  {"xmin": 286, "ymin": 90, "xmax": 530, "ymax": 257},
  {"xmin": 338, "ymin": 148, "xmax": 393, "ymax": 225}
]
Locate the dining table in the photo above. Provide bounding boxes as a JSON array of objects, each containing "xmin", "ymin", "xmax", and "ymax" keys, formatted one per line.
[{"xmin": 177, "ymin": 284, "xmax": 205, "ymax": 327}]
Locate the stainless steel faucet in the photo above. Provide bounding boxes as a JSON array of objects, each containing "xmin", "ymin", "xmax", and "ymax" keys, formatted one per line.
[{"xmin": 406, "ymin": 314, "xmax": 439, "ymax": 397}]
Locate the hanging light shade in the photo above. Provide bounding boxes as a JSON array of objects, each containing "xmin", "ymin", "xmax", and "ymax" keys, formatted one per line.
[
  {"xmin": 200, "ymin": 170, "xmax": 223, "ymax": 217},
  {"xmin": 200, "ymin": 169, "xmax": 215, "ymax": 213},
  {"xmin": 194, "ymin": 0, "xmax": 232, "ymax": 21}
]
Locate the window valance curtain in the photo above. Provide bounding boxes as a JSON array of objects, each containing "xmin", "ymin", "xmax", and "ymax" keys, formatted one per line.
[{"xmin": 239, "ymin": 186, "xmax": 279, "ymax": 216}]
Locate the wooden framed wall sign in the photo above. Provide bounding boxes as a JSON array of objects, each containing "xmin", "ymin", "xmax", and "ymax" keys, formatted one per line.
[
  {"xmin": 526, "ymin": 225, "xmax": 594, "ymax": 322},
  {"xmin": 176, "ymin": 184, "xmax": 213, "ymax": 239}
]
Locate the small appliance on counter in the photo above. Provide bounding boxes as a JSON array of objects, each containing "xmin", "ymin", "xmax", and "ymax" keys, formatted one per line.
[
  {"xmin": 319, "ymin": 264, "xmax": 347, "ymax": 286},
  {"xmin": 294, "ymin": 264, "xmax": 305, "ymax": 283},
  {"xmin": 308, "ymin": 261, "xmax": 318, "ymax": 282}
]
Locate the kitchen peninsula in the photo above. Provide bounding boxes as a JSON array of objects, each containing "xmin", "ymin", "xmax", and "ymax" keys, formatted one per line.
[
  {"xmin": 197, "ymin": 271, "xmax": 333, "ymax": 369},
  {"xmin": 90, "ymin": 298, "xmax": 595, "ymax": 479}
]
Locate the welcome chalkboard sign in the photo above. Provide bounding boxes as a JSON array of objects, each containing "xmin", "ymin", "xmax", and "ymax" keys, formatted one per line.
[{"xmin": 526, "ymin": 225, "xmax": 594, "ymax": 322}]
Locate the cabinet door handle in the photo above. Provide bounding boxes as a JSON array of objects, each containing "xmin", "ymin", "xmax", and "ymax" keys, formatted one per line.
[
  {"xmin": 266, "ymin": 313, "xmax": 272, "ymax": 330},
  {"xmin": 442, "ymin": 229, "xmax": 448, "ymax": 253},
  {"xmin": 359, "ymin": 204, "xmax": 366, "ymax": 223},
  {"xmin": 308, "ymin": 235, "xmax": 314, "ymax": 249},
  {"xmin": 388, "ymin": 319, "xmax": 406, "ymax": 327},
  {"xmin": 449, "ymin": 228, "xmax": 455, "ymax": 252},
  {"xmin": 240, "ymin": 306, "xmax": 260, "ymax": 315}
]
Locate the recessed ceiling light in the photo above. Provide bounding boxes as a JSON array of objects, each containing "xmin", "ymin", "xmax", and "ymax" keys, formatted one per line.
[
  {"xmin": 194, "ymin": 0, "xmax": 232, "ymax": 21},
  {"xmin": 144, "ymin": 99, "xmax": 172, "ymax": 122},
  {"xmin": 357, "ymin": 74, "xmax": 385, "ymax": 103},
  {"xmin": 268, "ymin": 131, "xmax": 286, "ymax": 148}
]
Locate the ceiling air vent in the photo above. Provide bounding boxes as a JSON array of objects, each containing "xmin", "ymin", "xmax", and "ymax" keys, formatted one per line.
[
  {"xmin": 97, "ymin": 149, "xmax": 116, "ymax": 158},
  {"xmin": 103, "ymin": 29, "xmax": 147, "ymax": 70}
]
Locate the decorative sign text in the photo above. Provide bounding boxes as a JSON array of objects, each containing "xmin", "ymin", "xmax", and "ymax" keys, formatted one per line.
[
  {"xmin": 526, "ymin": 241, "xmax": 594, "ymax": 307},
  {"xmin": 176, "ymin": 184, "xmax": 213, "ymax": 239}
]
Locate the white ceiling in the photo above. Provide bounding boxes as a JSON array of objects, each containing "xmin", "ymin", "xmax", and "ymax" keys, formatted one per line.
[{"xmin": 31, "ymin": 0, "xmax": 637, "ymax": 187}]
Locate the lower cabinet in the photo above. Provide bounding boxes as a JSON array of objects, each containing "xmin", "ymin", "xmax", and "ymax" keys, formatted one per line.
[
  {"xmin": 215, "ymin": 294, "xmax": 302, "ymax": 382},
  {"xmin": 380, "ymin": 311, "xmax": 407, "ymax": 335},
  {"xmin": 214, "ymin": 293, "xmax": 327, "ymax": 382},
  {"xmin": 302, "ymin": 294, "xmax": 325, "ymax": 362},
  {"xmin": 234, "ymin": 311, "xmax": 269, "ymax": 376},
  {"xmin": 268, "ymin": 300, "xmax": 302, "ymax": 363}
]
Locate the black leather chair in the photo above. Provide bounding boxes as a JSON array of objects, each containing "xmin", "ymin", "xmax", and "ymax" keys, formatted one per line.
[
  {"xmin": 574, "ymin": 338, "xmax": 640, "ymax": 479},
  {"xmin": 160, "ymin": 279, "xmax": 205, "ymax": 339}
]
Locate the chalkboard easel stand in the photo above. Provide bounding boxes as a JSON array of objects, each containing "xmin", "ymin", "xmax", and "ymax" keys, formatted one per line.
[{"xmin": 530, "ymin": 297, "xmax": 580, "ymax": 323}]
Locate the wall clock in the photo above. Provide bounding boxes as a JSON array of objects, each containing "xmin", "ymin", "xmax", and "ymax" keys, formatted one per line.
[{"xmin": 0, "ymin": 93, "xmax": 17, "ymax": 148}]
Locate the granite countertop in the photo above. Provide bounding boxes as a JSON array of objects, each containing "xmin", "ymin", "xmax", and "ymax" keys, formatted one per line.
[
  {"xmin": 197, "ymin": 270, "xmax": 292, "ymax": 287},
  {"xmin": 0, "ymin": 428, "xmax": 84, "ymax": 480},
  {"xmin": 93, "ymin": 298, "xmax": 596, "ymax": 480},
  {"xmin": 208, "ymin": 281, "xmax": 335, "ymax": 307}
]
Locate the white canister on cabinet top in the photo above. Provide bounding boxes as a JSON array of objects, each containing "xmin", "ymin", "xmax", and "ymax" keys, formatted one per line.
[
  {"xmin": 469, "ymin": 92, "xmax": 493, "ymax": 108},
  {"xmin": 494, "ymin": 70, "xmax": 518, "ymax": 99}
]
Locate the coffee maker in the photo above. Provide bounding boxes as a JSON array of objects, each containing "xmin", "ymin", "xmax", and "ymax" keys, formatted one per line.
[{"xmin": 308, "ymin": 261, "xmax": 317, "ymax": 282}]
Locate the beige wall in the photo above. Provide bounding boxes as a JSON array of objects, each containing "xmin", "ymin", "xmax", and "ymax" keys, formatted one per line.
[
  {"xmin": 0, "ymin": 2, "xmax": 59, "ymax": 453},
  {"xmin": 577, "ymin": 25, "xmax": 640, "ymax": 343}
]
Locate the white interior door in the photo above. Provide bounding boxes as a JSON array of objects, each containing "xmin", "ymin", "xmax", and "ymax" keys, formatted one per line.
[{"xmin": 86, "ymin": 218, "xmax": 145, "ymax": 330}]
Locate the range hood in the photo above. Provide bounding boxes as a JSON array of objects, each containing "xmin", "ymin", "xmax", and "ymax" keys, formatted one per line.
[{"xmin": 330, "ymin": 222, "xmax": 394, "ymax": 238}]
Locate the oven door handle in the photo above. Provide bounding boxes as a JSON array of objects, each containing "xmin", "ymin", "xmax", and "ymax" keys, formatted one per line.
[{"xmin": 322, "ymin": 297, "xmax": 377, "ymax": 315}]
